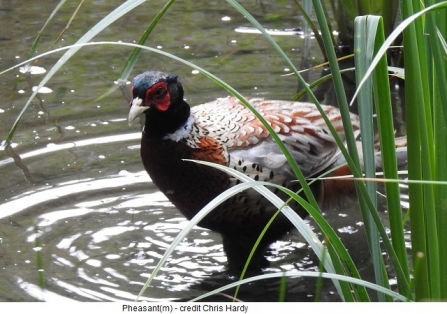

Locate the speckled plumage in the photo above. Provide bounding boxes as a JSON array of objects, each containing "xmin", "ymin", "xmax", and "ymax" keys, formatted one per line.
[
  {"xmin": 129, "ymin": 71, "xmax": 360, "ymax": 272},
  {"xmin": 187, "ymin": 96, "xmax": 357, "ymax": 177}
]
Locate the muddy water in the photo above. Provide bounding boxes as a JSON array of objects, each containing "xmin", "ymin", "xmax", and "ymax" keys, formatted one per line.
[{"xmin": 0, "ymin": 0, "xmax": 395, "ymax": 302}]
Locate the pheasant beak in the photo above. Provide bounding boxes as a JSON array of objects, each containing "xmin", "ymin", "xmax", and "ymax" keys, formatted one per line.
[{"xmin": 128, "ymin": 97, "xmax": 149, "ymax": 125}]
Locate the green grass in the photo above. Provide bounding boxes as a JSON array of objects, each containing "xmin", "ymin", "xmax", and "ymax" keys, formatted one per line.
[
  {"xmin": 401, "ymin": 1, "xmax": 447, "ymax": 300},
  {"xmin": 2, "ymin": 0, "xmax": 447, "ymax": 302}
]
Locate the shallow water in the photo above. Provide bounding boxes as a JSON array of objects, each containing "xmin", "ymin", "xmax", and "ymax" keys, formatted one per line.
[{"xmin": 0, "ymin": 0, "xmax": 400, "ymax": 302}]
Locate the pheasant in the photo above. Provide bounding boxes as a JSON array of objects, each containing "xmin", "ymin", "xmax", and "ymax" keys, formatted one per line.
[{"xmin": 128, "ymin": 71, "xmax": 362, "ymax": 273}]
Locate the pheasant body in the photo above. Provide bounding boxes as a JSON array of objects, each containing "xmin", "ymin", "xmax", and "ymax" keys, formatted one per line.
[{"xmin": 129, "ymin": 71, "xmax": 360, "ymax": 272}]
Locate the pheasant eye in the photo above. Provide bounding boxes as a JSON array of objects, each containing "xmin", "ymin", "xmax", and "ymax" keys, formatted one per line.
[
  {"xmin": 146, "ymin": 82, "xmax": 168, "ymax": 101},
  {"xmin": 154, "ymin": 86, "xmax": 166, "ymax": 98},
  {"xmin": 145, "ymin": 81, "xmax": 171, "ymax": 111}
]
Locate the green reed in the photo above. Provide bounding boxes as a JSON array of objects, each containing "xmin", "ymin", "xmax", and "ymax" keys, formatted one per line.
[{"xmin": 401, "ymin": 0, "xmax": 447, "ymax": 301}]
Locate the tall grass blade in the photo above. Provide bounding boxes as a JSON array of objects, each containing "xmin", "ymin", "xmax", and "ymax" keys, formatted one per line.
[
  {"xmin": 401, "ymin": 0, "xmax": 447, "ymax": 300},
  {"xmin": 353, "ymin": 15, "xmax": 390, "ymax": 301},
  {"xmin": 26, "ymin": 0, "xmax": 68, "ymax": 60},
  {"xmin": 370, "ymin": 16, "xmax": 411, "ymax": 298},
  {"xmin": 189, "ymin": 270, "xmax": 410, "ymax": 302},
  {"xmin": 429, "ymin": 11, "xmax": 447, "ymax": 300},
  {"xmin": 354, "ymin": 14, "xmax": 414, "ymax": 300}
]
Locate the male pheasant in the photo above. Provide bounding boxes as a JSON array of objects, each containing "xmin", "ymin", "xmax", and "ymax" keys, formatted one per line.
[{"xmin": 128, "ymin": 71, "xmax": 361, "ymax": 273}]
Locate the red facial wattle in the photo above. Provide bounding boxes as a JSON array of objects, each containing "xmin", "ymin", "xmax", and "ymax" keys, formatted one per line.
[{"xmin": 145, "ymin": 82, "xmax": 171, "ymax": 112}]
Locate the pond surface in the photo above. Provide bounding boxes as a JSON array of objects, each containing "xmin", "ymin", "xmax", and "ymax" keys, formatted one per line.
[{"xmin": 0, "ymin": 0, "xmax": 398, "ymax": 302}]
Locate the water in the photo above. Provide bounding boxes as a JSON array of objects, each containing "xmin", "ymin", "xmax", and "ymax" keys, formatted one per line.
[{"xmin": 0, "ymin": 0, "xmax": 394, "ymax": 302}]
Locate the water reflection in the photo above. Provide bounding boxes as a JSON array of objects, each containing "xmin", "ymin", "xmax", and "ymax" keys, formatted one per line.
[
  {"xmin": 0, "ymin": 133, "xmax": 139, "ymax": 167},
  {"xmin": 2, "ymin": 167, "xmax": 229, "ymax": 301}
]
